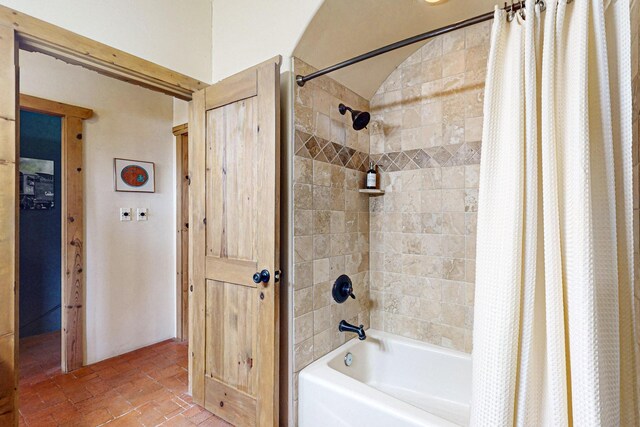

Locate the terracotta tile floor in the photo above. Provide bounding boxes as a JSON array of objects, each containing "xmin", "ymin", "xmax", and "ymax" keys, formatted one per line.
[{"xmin": 18, "ymin": 331, "xmax": 232, "ymax": 427}]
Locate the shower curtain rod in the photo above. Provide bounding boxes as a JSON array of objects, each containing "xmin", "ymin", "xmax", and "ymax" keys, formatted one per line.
[{"xmin": 295, "ymin": 0, "xmax": 536, "ymax": 87}]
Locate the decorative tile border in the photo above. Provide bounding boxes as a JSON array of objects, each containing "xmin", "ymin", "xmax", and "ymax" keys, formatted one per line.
[
  {"xmin": 295, "ymin": 130, "xmax": 370, "ymax": 172},
  {"xmin": 295, "ymin": 129, "xmax": 481, "ymax": 172}
]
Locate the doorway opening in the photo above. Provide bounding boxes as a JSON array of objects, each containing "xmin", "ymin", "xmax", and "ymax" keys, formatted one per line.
[{"xmin": 19, "ymin": 110, "xmax": 63, "ymax": 379}]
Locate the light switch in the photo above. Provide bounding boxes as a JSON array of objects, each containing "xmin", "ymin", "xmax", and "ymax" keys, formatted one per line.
[
  {"xmin": 120, "ymin": 208, "xmax": 131, "ymax": 221},
  {"xmin": 137, "ymin": 208, "xmax": 148, "ymax": 221}
]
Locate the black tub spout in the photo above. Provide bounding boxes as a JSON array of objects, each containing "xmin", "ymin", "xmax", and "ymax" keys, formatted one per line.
[{"xmin": 338, "ymin": 320, "xmax": 366, "ymax": 340}]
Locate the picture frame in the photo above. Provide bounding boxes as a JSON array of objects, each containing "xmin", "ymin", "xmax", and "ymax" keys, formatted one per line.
[{"xmin": 114, "ymin": 158, "xmax": 155, "ymax": 193}]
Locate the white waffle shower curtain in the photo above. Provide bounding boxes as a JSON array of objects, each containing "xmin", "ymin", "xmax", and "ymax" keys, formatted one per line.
[{"xmin": 471, "ymin": 0, "xmax": 639, "ymax": 425}]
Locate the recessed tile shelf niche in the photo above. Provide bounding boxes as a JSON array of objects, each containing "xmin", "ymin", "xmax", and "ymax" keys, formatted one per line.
[{"xmin": 358, "ymin": 189, "xmax": 385, "ymax": 196}]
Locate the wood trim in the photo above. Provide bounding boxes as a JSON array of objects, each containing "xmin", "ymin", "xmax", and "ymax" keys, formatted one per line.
[
  {"xmin": 172, "ymin": 123, "xmax": 188, "ymax": 136},
  {"xmin": 254, "ymin": 57, "xmax": 281, "ymax": 427},
  {"xmin": 0, "ymin": 5, "xmax": 206, "ymax": 100},
  {"xmin": 204, "ymin": 257, "xmax": 258, "ymax": 288},
  {"xmin": 20, "ymin": 94, "xmax": 93, "ymax": 119},
  {"xmin": 0, "ymin": 23, "xmax": 18, "ymax": 427},
  {"xmin": 175, "ymin": 127, "xmax": 188, "ymax": 341},
  {"xmin": 18, "ymin": 95, "xmax": 88, "ymax": 373},
  {"xmin": 205, "ymin": 69, "xmax": 257, "ymax": 110},
  {"xmin": 204, "ymin": 377, "xmax": 257, "ymax": 427},
  {"xmin": 188, "ymin": 89, "xmax": 206, "ymax": 404},
  {"xmin": 60, "ymin": 116, "xmax": 84, "ymax": 372}
]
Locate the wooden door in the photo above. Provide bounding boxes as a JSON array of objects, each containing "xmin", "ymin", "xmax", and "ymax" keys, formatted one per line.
[{"xmin": 189, "ymin": 56, "xmax": 281, "ymax": 427}]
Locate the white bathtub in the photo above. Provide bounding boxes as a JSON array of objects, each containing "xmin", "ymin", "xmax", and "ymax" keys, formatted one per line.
[{"xmin": 298, "ymin": 329, "xmax": 471, "ymax": 427}]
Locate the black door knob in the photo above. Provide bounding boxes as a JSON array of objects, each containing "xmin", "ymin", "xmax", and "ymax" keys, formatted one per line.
[{"xmin": 253, "ymin": 269, "xmax": 270, "ymax": 284}]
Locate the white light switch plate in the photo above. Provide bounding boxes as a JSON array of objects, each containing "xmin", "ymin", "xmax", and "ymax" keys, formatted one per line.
[
  {"xmin": 137, "ymin": 208, "xmax": 148, "ymax": 221},
  {"xmin": 120, "ymin": 208, "xmax": 131, "ymax": 221}
]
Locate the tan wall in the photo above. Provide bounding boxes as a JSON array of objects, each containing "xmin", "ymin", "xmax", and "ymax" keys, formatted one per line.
[
  {"xmin": 367, "ymin": 21, "xmax": 491, "ymax": 352},
  {"xmin": 291, "ymin": 58, "xmax": 371, "ymax": 421}
]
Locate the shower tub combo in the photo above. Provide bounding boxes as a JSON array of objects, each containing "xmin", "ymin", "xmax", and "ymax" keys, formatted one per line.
[{"xmin": 299, "ymin": 329, "xmax": 471, "ymax": 427}]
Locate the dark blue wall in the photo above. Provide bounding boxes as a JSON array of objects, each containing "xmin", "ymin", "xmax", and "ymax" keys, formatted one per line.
[{"xmin": 19, "ymin": 110, "xmax": 62, "ymax": 338}]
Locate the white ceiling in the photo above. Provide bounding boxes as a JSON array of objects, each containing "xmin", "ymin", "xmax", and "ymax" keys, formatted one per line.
[{"xmin": 293, "ymin": 0, "xmax": 497, "ymax": 99}]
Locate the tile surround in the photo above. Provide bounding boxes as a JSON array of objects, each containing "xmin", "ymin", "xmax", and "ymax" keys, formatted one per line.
[
  {"xmin": 292, "ymin": 58, "xmax": 370, "ymax": 416},
  {"xmin": 365, "ymin": 21, "xmax": 491, "ymax": 353}
]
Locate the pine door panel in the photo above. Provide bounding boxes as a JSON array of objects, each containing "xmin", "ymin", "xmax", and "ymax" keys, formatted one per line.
[{"xmin": 189, "ymin": 56, "xmax": 281, "ymax": 427}]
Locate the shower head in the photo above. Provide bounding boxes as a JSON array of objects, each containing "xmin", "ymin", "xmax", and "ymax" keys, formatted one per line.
[{"xmin": 338, "ymin": 103, "xmax": 370, "ymax": 131}]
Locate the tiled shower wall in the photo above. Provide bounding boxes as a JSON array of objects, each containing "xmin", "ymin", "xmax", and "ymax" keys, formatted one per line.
[
  {"xmin": 367, "ymin": 22, "xmax": 491, "ymax": 352},
  {"xmin": 291, "ymin": 58, "xmax": 371, "ymax": 414}
]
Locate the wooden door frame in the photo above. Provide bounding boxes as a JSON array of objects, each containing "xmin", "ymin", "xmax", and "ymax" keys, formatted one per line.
[
  {"xmin": 173, "ymin": 123, "xmax": 188, "ymax": 341},
  {"xmin": 0, "ymin": 5, "xmax": 207, "ymax": 424},
  {"xmin": 19, "ymin": 94, "xmax": 92, "ymax": 374}
]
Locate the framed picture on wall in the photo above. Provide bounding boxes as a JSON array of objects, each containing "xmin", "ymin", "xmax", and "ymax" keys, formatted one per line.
[
  {"xmin": 19, "ymin": 157, "xmax": 55, "ymax": 210},
  {"xmin": 114, "ymin": 158, "xmax": 155, "ymax": 193}
]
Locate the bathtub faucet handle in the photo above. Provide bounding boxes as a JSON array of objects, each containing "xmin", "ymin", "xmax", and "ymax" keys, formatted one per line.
[{"xmin": 333, "ymin": 274, "xmax": 356, "ymax": 303}]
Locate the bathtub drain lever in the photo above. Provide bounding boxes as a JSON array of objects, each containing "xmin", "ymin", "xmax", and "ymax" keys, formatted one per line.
[{"xmin": 338, "ymin": 320, "xmax": 366, "ymax": 340}]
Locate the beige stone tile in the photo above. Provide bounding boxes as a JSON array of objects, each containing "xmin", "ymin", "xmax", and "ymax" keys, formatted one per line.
[
  {"xmin": 313, "ymin": 280, "xmax": 333, "ymax": 309},
  {"xmin": 465, "ymin": 213, "xmax": 477, "ymax": 235},
  {"xmin": 313, "ymin": 328, "xmax": 333, "ymax": 360},
  {"xmin": 421, "ymin": 57, "xmax": 443, "ymax": 82},
  {"xmin": 464, "ymin": 88, "xmax": 484, "ymax": 118},
  {"xmin": 441, "ymin": 280, "xmax": 466, "ymax": 305},
  {"xmin": 466, "ymin": 234, "xmax": 477, "ymax": 259},
  {"xmin": 466, "ymin": 44, "xmax": 489, "ymax": 73},
  {"xmin": 465, "ymin": 283, "xmax": 475, "ymax": 306},
  {"xmin": 329, "ymin": 255, "xmax": 345, "ymax": 278},
  {"xmin": 313, "ymin": 258, "xmax": 330, "ymax": 284},
  {"xmin": 294, "ymin": 209, "xmax": 313, "ymax": 236},
  {"xmin": 294, "ymin": 183, "xmax": 313, "ymax": 209},
  {"xmin": 465, "ymin": 21, "xmax": 491, "ymax": 48},
  {"xmin": 313, "ymin": 185, "xmax": 332, "ymax": 210},
  {"xmin": 442, "ymin": 30, "xmax": 465, "ymax": 54},
  {"xmin": 465, "ymin": 116, "xmax": 483, "ymax": 142},
  {"xmin": 421, "ymin": 234, "xmax": 444, "ymax": 257},
  {"xmin": 423, "ymin": 168, "xmax": 443, "ymax": 189},
  {"xmin": 441, "ymin": 166, "xmax": 465, "ymax": 189},
  {"xmin": 330, "ymin": 187, "xmax": 346, "ymax": 211},
  {"xmin": 315, "ymin": 112, "xmax": 331, "ymax": 140},
  {"xmin": 421, "ymin": 37, "xmax": 443, "ymax": 60},
  {"xmin": 442, "ymin": 258, "xmax": 465, "ymax": 281},
  {"xmin": 465, "ymin": 259, "xmax": 476, "ymax": 283},
  {"xmin": 294, "ymin": 262, "xmax": 313, "ymax": 290},
  {"xmin": 294, "ymin": 236, "xmax": 313, "ymax": 263},
  {"xmin": 442, "ymin": 189, "xmax": 466, "ymax": 212},
  {"xmin": 329, "ymin": 211, "xmax": 346, "ymax": 234},
  {"xmin": 331, "ymin": 119, "xmax": 346, "ymax": 145},
  {"xmin": 444, "ymin": 235, "xmax": 465, "ymax": 258},
  {"xmin": 345, "ymin": 211, "xmax": 359, "ymax": 233},
  {"xmin": 403, "ymin": 63, "xmax": 424, "ymax": 88},
  {"xmin": 402, "ymin": 107, "xmax": 422, "ymax": 129},
  {"xmin": 330, "ymin": 164, "xmax": 346, "ymax": 188},
  {"xmin": 442, "ymin": 212, "xmax": 465, "ymax": 235},
  {"xmin": 294, "ymin": 287, "xmax": 314, "ymax": 317},
  {"xmin": 294, "ymin": 337, "xmax": 314, "ymax": 372},
  {"xmin": 313, "ymin": 234, "xmax": 330, "ymax": 259},
  {"xmin": 313, "ymin": 305, "xmax": 332, "ymax": 334},
  {"xmin": 440, "ymin": 325, "xmax": 465, "ymax": 351},
  {"xmin": 465, "ymin": 189, "xmax": 478, "ymax": 212},
  {"xmin": 294, "ymin": 312, "xmax": 314, "ymax": 344},
  {"xmin": 313, "ymin": 161, "xmax": 332, "ymax": 187},
  {"xmin": 295, "ymin": 104, "xmax": 314, "ymax": 133},
  {"xmin": 313, "ymin": 210, "xmax": 331, "ymax": 234},
  {"xmin": 442, "ymin": 51, "xmax": 465, "ymax": 77},
  {"xmin": 465, "ymin": 164, "xmax": 480, "ymax": 188},
  {"xmin": 294, "ymin": 156, "xmax": 313, "ymax": 184},
  {"xmin": 422, "ymin": 102, "xmax": 443, "ymax": 125},
  {"xmin": 421, "ymin": 190, "xmax": 443, "ymax": 213},
  {"xmin": 422, "ymin": 212, "xmax": 443, "ymax": 234}
]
